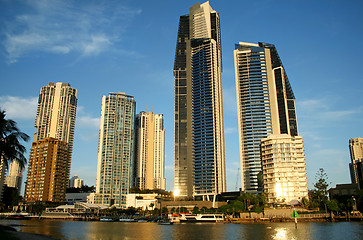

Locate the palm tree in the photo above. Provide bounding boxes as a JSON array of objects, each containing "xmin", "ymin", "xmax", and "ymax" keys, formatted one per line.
[{"xmin": 0, "ymin": 109, "xmax": 30, "ymax": 169}]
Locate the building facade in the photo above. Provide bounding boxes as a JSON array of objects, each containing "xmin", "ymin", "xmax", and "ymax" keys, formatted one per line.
[
  {"xmin": 95, "ymin": 92, "xmax": 136, "ymax": 207},
  {"xmin": 134, "ymin": 112, "xmax": 165, "ymax": 190},
  {"xmin": 261, "ymin": 134, "xmax": 308, "ymax": 204},
  {"xmin": 174, "ymin": 1, "xmax": 226, "ymax": 200},
  {"xmin": 5, "ymin": 161, "xmax": 23, "ymax": 194},
  {"xmin": 69, "ymin": 175, "xmax": 84, "ymax": 188},
  {"xmin": 349, "ymin": 137, "xmax": 363, "ymax": 189},
  {"xmin": 0, "ymin": 159, "xmax": 6, "ymax": 201},
  {"xmin": 25, "ymin": 82, "xmax": 77, "ymax": 202},
  {"xmin": 234, "ymin": 42, "xmax": 298, "ymax": 192},
  {"xmin": 25, "ymin": 138, "xmax": 70, "ymax": 202}
]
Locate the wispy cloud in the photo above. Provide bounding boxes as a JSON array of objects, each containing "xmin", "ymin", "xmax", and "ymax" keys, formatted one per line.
[
  {"xmin": 2, "ymin": 0, "xmax": 142, "ymax": 63},
  {"xmin": 297, "ymin": 97, "xmax": 363, "ymax": 125},
  {"xmin": 0, "ymin": 96, "xmax": 37, "ymax": 120}
]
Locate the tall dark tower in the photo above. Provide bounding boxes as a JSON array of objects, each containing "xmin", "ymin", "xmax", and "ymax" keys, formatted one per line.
[{"xmin": 174, "ymin": 2, "xmax": 226, "ymax": 200}]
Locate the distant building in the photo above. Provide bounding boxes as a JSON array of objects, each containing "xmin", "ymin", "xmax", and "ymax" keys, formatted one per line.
[
  {"xmin": 261, "ymin": 134, "xmax": 308, "ymax": 204},
  {"xmin": 349, "ymin": 137, "xmax": 363, "ymax": 189},
  {"xmin": 25, "ymin": 138, "xmax": 70, "ymax": 202},
  {"xmin": 234, "ymin": 42, "xmax": 298, "ymax": 192},
  {"xmin": 95, "ymin": 92, "xmax": 136, "ymax": 208},
  {"xmin": 174, "ymin": 1, "xmax": 226, "ymax": 200},
  {"xmin": 5, "ymin": 161, "xmax": 23, "ymax": 194},
  {"xmin": 25, "ymin": 82, "xmax": 77, "ymax": 203},
  {"xmin": 329, "ymin": 183, "xmax": 358, "ymax": 200},
  {"xmin": 66, "ymin": 192, "xmax": 91, "ymax": 204},
  {"xmin": 69, "ymin": 175, "xmax": 84, "ymax": 188},
  {"xmin": 134, "ymin": 112, "xmax": 166, "ymax": 190},
  {"xmin": 0, "ymin": 159, "xmax": 6, "ymax": 201}
]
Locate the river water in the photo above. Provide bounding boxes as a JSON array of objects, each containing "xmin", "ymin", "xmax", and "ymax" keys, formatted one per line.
[{"xmin": 2, "ymin": 219, "xmax": 363, "ymax": 240}]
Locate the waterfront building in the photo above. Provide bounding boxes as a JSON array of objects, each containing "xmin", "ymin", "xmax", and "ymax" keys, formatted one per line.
[
  {"xmin": 174, "ymin": 1, "xmax": 226, "ymax": 200},
  {"xmin": 95, "ymin": 92, "xmax": 136, "ymax": 208},
  {"xmin": 5, "ymin": 161, "xmax": 23, "ymax": 194},
  {"xmin": 25, "ymin": 82, "xmax": 77, "ymax": 202},
  {"xmin": 25, "ymin": 138, "xmax": 70, "ymax": 202},
  {"xmin": 260, "ymin": 134, "xmax": 308, "ymax": 204},
  {"xmin": 69, "ymin": 175, "xmax": 84, "ymax": 188},
  {"xmin": 349, "ymin": 137, "xmax": 363, "ymax": 189},
  {"xmin": 134, "ymin": 112, "xmax": 165, "ymax": 190},
  {"xmin": 126, "ymin": 193, "xmax": 160, "ymax": 210},
  {"xmin": 234, "ymin": 42, "xmax": 298, "ymax": 192}
]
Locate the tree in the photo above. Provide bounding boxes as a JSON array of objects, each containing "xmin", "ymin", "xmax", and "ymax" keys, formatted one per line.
[
  {"xmin": 311, "ymin": 168, "xmax": 330, "ymax": 209},
  {"xmin": 0, "ymin": 109, "xmax": 30, "ymax": 169}
]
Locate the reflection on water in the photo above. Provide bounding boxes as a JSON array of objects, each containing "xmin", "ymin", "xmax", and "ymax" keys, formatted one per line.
[{"xmin": 1, "ymin": 220, "xmax": 362, "ymax": 240}]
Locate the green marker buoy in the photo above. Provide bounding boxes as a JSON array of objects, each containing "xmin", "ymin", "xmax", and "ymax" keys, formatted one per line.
[{"xmin": 292, "ymin": 210, "xmax": 299, "ymax": 229}]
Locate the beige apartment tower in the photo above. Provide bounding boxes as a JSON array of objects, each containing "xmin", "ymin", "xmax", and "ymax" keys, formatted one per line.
[
  {"xmin": 261, "ymin": 134, "xmax": 308, "ymax": 204},
  {"xmin": 174, "ymin": 1, "xmax": 226, "ymax": 200},
  {"xmin": 135, "ymin": 112, "xmax": 166, "ymax": 190},
  {"xmin": 25, "ymin": 82, "xmax": 77, "ymax": 202}
]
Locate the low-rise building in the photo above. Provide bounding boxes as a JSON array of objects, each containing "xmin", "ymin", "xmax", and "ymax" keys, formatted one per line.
[
  {"xmin": 126, "ymin": 193, "xmax": 159, "ymax": 210},
  {"xmin": 261, "ymin": 134, "xmax": 308, "ymax": 204}
]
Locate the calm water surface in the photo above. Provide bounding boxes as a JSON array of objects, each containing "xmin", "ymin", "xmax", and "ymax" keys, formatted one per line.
[{"xmin": 2, "ymin": 219, "xmax": 363, "ymax": 240}]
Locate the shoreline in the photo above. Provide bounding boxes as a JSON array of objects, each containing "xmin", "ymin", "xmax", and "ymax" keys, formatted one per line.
[{"xmin": 0, "ymin": 224, "xmax": 59, "ymax": 240}]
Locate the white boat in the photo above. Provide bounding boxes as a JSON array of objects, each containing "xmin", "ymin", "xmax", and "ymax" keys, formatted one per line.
[
  {"xmin": 100, "ymin": 217, "xmax": 115, "ymax": 222},
  {"xmin": 119, "ymin": 218, "xmax": 136, "ymax": 222},
  {"xmin": 178, "ymin": 213, "xmax": 224, "ymax": 223}
]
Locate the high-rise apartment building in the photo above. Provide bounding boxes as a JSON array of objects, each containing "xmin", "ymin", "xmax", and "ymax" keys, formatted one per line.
[
  {"xmin": 25, "ymin": 82, "xmax": 77, "ymax": 202},
  {"xmin": 5, "ymin": 161, "xmax": 23, "ymax": 194},
  {"xmin": 349, "ymin": 137, "xmax": 363, "ymax": 189},
  {"xmin": 174, "ymin": 1, "xmax": 226, "ymax": 199},
  {"xmin": 261, "ymin": 134, "xmax": 308, "ymax": 203},
  {"xmin": 134, "ymin": 112, "xmax": 165, "ymax": 190},
  {"xmin": 234, "ymin": 42, "xmax": 298, "ymax": 192},
  {"xmin": 95, "ymin": 92, "xmax": 136, "ymax": 207},
  {"xmin": 25, "ymin": 138, "xmax": 70, "ymax": 202}
]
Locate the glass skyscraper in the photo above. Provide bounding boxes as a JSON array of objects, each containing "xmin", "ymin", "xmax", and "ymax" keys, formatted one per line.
[
  {"xmin": 174, "ymin": 2, "xmax": 226, "ymax": 200},
  {"xmin": 95, "ymin": 92, "xmax": 136, "ymax": 207},
  {"xmin": 234, "ymin": 42, "xmax": 298, "ymax": 192}
]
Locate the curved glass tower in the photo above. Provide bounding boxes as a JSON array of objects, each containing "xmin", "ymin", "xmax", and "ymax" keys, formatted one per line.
[{"xmin": 234, "ymin": 42, "xmax": 298, "ymax": 192}]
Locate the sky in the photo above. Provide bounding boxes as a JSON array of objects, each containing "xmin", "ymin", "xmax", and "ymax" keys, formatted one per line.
[{"xmin": 0, "ymin": 0, "xmax": 362, "ymax": 194}]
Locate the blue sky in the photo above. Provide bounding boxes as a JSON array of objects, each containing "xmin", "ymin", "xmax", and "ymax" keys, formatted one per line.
[{"xmin": 1, "ymin": 0, "xmax": 362, "ymax": 193}]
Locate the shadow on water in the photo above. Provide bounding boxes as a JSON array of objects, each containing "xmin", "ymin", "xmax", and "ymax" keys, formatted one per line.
[{"xmin": 1, "ymin": 220, "xmax": 363, "ymax": 240}]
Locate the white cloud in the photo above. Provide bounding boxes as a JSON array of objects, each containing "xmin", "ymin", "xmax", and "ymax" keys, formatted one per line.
[
  {"xmin": 2, "ymin": 0, "xmax": 142, "ymax": 63},
  {"xmin": 225, "ymin": 127, "xmax": 237, "ymax": 134},
  {"xmin": 76, "ymin": 115, "xmax": 100, "ymax": 129},
  {"xmin": 297, "ymin": 97, "xmax": 363, "ymax": 125},
  {"xmin": 0, "ymin": 96, "xmax": 37, "ymax": 120}
]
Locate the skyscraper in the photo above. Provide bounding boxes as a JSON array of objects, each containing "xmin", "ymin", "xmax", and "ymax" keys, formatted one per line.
[
  {"xmin": 234, "ymin": 42, "xmax": 298, "ymax": 192},
  {"xmin": 5, "ymin": 161, "xmax": 23, "ymax": 194},
  {"xmin": 174, "ymin": 2, "xmax": 226, "ymax": 200},
  {"xmin": 134, "ymin": 111, "xmax": 165, "ymax": 190},
  {"xmin": 25, "ymin": 82, "xmax": 77, "ymax": 202},
  {"xmin": 95, "ymin": 92, "xmax": 136, "ymax": 207},
  {"xmin": 349, "ymin": 137, "xmax": 363, "ymax": 189}
]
